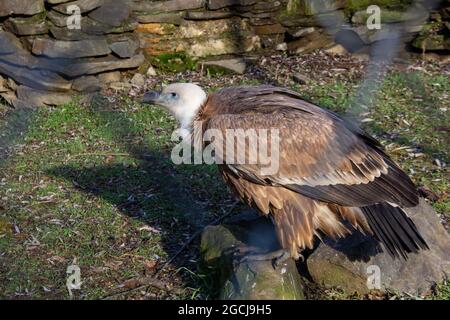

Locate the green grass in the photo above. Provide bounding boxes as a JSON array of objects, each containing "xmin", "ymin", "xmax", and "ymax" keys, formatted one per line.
[
  {"xmin": 0, "ymin": 96, "xmax": 233, "ymax": 299},
  {"xmin": 0, "ymin": 65, "xmax": 448, "ymax": 300}
]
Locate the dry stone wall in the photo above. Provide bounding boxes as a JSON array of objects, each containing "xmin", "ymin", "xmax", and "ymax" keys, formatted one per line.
[{"xmin": 0, "ymin": 0, "xmax": 448, "ymax": 107}]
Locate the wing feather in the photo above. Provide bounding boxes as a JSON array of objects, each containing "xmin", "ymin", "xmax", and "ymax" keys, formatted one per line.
[{"xmin": 204, "ymin": 87, "xmax": 418, "ymax": 207}]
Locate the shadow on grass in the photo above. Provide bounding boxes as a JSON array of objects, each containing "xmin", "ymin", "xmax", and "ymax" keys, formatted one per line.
[{"xmin": 45, "ymin": 95, "xmax": 235, "ymax": 298}]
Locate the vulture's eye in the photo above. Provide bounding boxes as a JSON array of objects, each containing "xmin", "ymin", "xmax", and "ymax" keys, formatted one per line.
[{"xmin": 170, "ymin": 92, "xmax": 178, "ymax": 98}]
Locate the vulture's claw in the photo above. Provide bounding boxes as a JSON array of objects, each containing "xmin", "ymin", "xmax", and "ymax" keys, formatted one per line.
[{"xmin": 229, "ymin": 247, "xmax": 292, "ymax": 270}]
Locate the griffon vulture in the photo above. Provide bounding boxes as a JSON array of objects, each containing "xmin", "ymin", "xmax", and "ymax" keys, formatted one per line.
[{"xmin": 142, "ymin": 83, "xmax": 428, "ymax": 262}]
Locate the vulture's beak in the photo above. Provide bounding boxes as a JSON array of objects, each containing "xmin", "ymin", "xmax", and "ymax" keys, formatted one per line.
[{"xmin": 142, "ymin": 90, "xmax": 162, "ymax": 105}]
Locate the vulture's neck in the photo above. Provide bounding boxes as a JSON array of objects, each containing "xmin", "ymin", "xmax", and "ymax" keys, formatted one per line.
[{"xmin": 179, "ymin": 97, "xmax": 209, "ymax": 139}]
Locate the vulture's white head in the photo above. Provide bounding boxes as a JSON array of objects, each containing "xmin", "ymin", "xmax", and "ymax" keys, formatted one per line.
[{"xmin": 142, "ymin": 83, "xmax": 207, "ymax": 130}]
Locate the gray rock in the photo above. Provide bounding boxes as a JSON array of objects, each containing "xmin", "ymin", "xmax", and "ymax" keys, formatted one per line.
[
  {"xmin": 72, "ymin": 76, "xmax": 102, "ymax": 92},
  {"xmin": 0, "ymin": 75, "xmax": 8, "ymax": 93},
  {"xmin": 207, "ymin": 0, "xmax": 256, "ymax": 10},
  {"xmin": 0, "ymin": 0, "xmax": 44, "ymax": 17},
  {"xmin": 0, "ymin": 60, "xmax": 72, "ymax": 92},
  {"xmin": 279, "ymin": 10, "xmax": 344, "ymax": 28},
  {"xmin": 297, "ymin": 0, "xmax": 346, "ymax": 16},
  {"xmin": 132, "ymin": 0, "xmax": 205, "ymax": 13},
  {"xmin": 81, "ymin": 16, "xmax": 138, "ymax": 35},
  {"xmin": 253, "ymin": 1, "xmax": 281, "ymax": 12},
  {"xmin": 185, "ymin": 11, "xmax": 233, "ymax": 20},
  {"xmin": 109, "ymin": 38, "xmax": 139, "ymax": 58},
  {"xmin": 15, "ymin": 85, "xmax": 72, "ymax": 107},
  {"xmin": 49, "ymin": 27, "xmax": 101, "ymax": 41},
  {"xmin": 98, "ymin": 71, "xmax": 122, "ymax": 84},
  {"xmin": 46, "ymin": 10, "xmax": 70, "ymax": 27},
  {"xmin": 307, "ymin": 199, "xmax": 450, "ymax": 296},
  {"xmin": 136, "ymin": 12, "xmax": 185, "ymax": 25},
  {"xmin": 351, "ymin": 7, "xmax": 428, "ymax": 25},
  {"xmin": 4, "ymin": 17, "xmax": 48, "ymax": 36},
  {"xmin": 146, "ymin": 65, "xmax": 157, "ymax": 77},
  {"xmin": 52, "ymin": 0, "xmax": 105, "ymax": 15},
  {"xmin": 324, "ymin": 44, "xmax": 348, "ymax": 55},
  {"xmin": 288, "ymin": 30, "xmax": 333, "ymax": 54},
  {"xmin": 58, "ymin": 53, "xmax": 145, "ymax": 77},
  {"xmin": 275, "ymin": 42, "xmax": 287, "ymax": 51},
  {"xmin": 0, "ymin": 30, "xmax": 25, "ymax": 54},
  {"xmin": 0, "ymin": 31, "xmax": 72, "ymax": 91},
  {"xmin": 201, "ymin": 212, "xmax": 305, "ymax": 300},
  {"xmin": 109, "ymin": 81, "xmax": 132, "ymax": 92},
  {"xmin": 88, "ymin": 0, "xmax": 131, "ymax": 27},
  {"xmin": 32, "ymin": 38, "xmax": 111, "ymax": 58},
  {"xmin": 290, "ymin": 27, "xmax": 316, "ymax": 38},
  {"xmin": 201, "ymin": 58, "xmax": 247, "ymax": 74},
  {"xmin": 130, "ymin": 73, "xmax": 145, "ymax": 87}
]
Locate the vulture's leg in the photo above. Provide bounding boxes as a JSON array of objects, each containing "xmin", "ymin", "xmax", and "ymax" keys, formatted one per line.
[{"xmin": 230, "ymin": 247, "xmax": 296, "ymax": 269}]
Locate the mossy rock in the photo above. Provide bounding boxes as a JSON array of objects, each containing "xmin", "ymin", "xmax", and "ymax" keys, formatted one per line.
[
  {"xmin": 413, "ymin": 34, "xmax": 448, "ymax": 51},
  {"xmin": 351, "ymin": 9, "xmax": 423, "ymax": 24},
  {"xmin": 220, "ymin": 255, "xmax": 305, "ymax": 300},
  {"xmin": 346, "ymin": 0, "xmax": 413, "ymax": 13},
  {"xmin": 150, "ymin": 53, "xmax": 197, "ymax": 73},
  {"xmin": 200, "ymin": 214, "xmax": 305, "ymax": 300}
]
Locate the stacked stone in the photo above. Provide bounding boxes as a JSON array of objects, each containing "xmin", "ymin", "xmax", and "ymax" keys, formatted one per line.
[
  {"xmin": 0, "ymin": 0, "xmax": 143, "ymax": 107},
  {"xmin": 0, "ymin": 0, "xmax": 448, "ymax": 108},
  {"xmin": 411, "ymin": 2, "xmax": 450, "ymax": 53},
  {"xmin": 134, "ymin": 0, "xmax": 449, "ymax": 58},
  {"xmin": 134, "ymin": 0, "xmax": 287, "ymax": 57}
]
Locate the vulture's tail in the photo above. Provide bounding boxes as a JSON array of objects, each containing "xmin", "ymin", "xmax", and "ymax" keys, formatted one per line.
[{"xmin": 361, "ymin": 203, "xmax": 429, "ymax": 259}]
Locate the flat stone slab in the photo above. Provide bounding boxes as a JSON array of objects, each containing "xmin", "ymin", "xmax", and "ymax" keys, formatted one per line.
[
  {"xmin": 132, "ymin": 0, "xmax": 205, "ymax": 13},
  {"xmin": 4, "ymin": 17, "xmax": 48, "ymax": 36},
  {"xmin": 49, "ymin": 27, "xmax": 102, "ymax": 41},
  {"xmin": 307, "ymin": 198, "xmax": 450, "ymax": 296},
  {"xmin": 15, "ymin": 85, "xmax": 73, "ymax": 107},
  {"xmin": 47, "ymin": 9, "xmax": 70, "ymax": 27},
  {"xmin": 0, "ymin": 31, "xmax": 72, "ymax": 91},
  {"xmin": 201, "ymin": 58, "xmax": 247, "ymax": 74},
  {"xmin": 72, "ymin": 76, "xmax": 102, "ymax": 92},
  {"xmin": 207, "ymin": 0, "xmax": 256, "ymax": 10},
  {"xmin": 88, "ymin": 0, "xmax": 131, "ymax": 27},
  {"xmin": 136, "ymin": 12, "xmax": 185, "ymax": 25},
  {"xmin": 52, "ymin": 0, "xmax": 105, "ymax": 15},
  {"xmin": 57, "ymin": 53, "xmax": 145, "ymax": 77},
  {"xmin": 0, "ymin": 0, "xmax": 44, "ymax": 17},
  {"xmin": 32, "ymin": 38, "xmax": 111, "ymax": 58},
  {"xmin": 0, "ymin": 61, "xmax": 72, "ymax": 92},
  {"xmin": 109, "ymin": 36, "xmax": 140, "ymax": 58}
]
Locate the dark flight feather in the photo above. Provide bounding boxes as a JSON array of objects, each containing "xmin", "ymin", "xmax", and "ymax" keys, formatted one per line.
[{"xmin": 361, "ymin": 203, "xmax": 429, "ymax": 258}]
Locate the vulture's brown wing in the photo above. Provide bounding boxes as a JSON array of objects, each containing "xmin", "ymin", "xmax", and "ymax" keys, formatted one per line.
[
  {"xmin": 205, "ymin": 86, "xmax": 427, "ymax": 258},
  {"xmin": 205, "ymin": 88, "xmax": 419, "ymax": 208}
]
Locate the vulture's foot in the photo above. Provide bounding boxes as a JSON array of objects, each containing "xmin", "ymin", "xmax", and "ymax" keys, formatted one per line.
[{"xmin": 229, "ymin": 246, "xmax": 291, "ymax": 269}]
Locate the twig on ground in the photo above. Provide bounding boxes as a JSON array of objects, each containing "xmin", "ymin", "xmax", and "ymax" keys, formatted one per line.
[
  {"xmin": 101, "ymin": 200, "xmax": 239, "ymax": 300},
  {"xmin": 155, "ymin": 200, "xmax": 239, "ymax": 276},
  {"xmin": 102, "ymin": 276, "xmax": 183, "ymax": 300}
]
